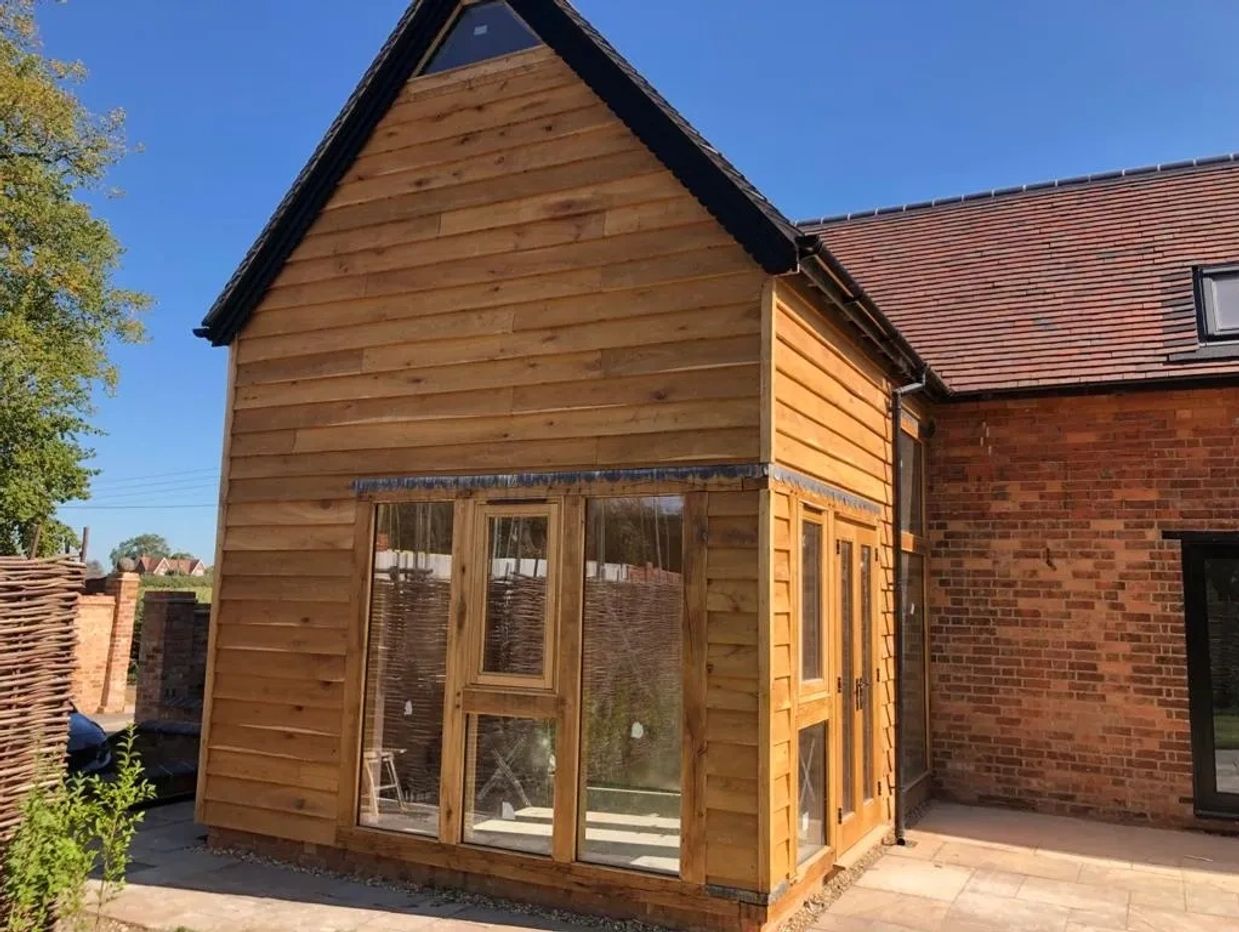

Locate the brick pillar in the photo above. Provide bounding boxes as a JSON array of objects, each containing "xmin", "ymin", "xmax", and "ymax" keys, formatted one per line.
[
  {"xmin": 100, "ymin": 572, "xmax": 139, "ymax": 714},
  {"xmin": 136, "ymin": 591, "xmax": 202, "ymax": 724}
]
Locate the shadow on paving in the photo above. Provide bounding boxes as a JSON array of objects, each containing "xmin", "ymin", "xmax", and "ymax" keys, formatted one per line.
[{"xmin": 101, "ymin": 801, "xmax": 612, "ymax": 931}]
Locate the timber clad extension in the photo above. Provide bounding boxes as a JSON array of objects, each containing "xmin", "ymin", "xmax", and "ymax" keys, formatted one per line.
[
  {"xmin": 197, "ymin": 0, "xmax": 1239, "ymax": 928},
  {"xmin": 195, "ymin": 3, "xmax": 919, "ymax": 926}
]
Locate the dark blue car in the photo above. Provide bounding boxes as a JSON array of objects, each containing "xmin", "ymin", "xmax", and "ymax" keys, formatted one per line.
[{"xmin": 67, "ymin": 706, "xmax": 113, "ymax": 775}]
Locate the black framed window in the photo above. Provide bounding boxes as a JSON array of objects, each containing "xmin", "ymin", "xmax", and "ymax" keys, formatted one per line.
[{"xmin": 1196, "ymin": 265, "xmax": 1239, "ymax": 343}]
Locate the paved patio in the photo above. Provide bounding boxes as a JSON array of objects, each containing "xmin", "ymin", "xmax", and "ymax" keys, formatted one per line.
[
  {"xmin": 93, "ymin": 802, "xmax": 594, "ymax": 931},
  {"xmin": 815, "ymin": 802, "xmax": 1239, "ymax": 931},
  {"xmin": 93, "ymin": 800, "xmax": 1239, "ymax": 931}
]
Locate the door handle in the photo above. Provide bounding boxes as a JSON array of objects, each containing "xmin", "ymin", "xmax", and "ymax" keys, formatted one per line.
[{"xmin": 855, "ymin": 676, "xmax": 865, "ymax": 711}]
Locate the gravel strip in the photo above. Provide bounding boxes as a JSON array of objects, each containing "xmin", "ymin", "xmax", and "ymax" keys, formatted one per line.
[{"xmin": 206, "ymin": 843, "xmax": 674, "ymax": 932}]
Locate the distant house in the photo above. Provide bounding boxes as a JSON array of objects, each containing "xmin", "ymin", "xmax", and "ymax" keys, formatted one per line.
[{"xmin": 133, "ymin": 556, "xmax": 206, "ymax": 577}]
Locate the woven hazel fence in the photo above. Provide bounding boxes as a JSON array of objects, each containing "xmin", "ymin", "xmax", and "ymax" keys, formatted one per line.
[{"xmin": 0, "ymin": 557, "xmax": 83, "ymax": 846}]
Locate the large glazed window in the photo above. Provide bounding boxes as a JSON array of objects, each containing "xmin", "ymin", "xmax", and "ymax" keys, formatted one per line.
[
  {"xmin": 463, "ymin": 715, "xmax": 556, "ymax": 855},
  {"xmin": 359, "ymin": 502, "xmax": 454, "ymax": 837},
  {"xmin": 420, "ymin": 1, "xmax": 539, "ymax": 76},
  {"xmin": 579, "ymin": 496, "xmax": 683, "ymax": 875}
]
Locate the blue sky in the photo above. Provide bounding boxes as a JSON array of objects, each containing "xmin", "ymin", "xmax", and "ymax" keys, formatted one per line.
[{"xmin": 42, "ymin": 0, "xmax": 1239, "ymax": 565}]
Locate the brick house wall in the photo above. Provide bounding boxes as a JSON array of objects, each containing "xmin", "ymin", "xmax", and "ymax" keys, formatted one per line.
[
  {"xmin": 927, "ymin": 385, "xmax": 1239, "ymax": 827},
  {"xmin": 72, "ymin": 571, "xmax": 139, "ymax": 714}
]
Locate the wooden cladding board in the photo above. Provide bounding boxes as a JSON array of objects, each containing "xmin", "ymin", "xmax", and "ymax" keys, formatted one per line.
[
  {"xmin": 703, "ymin": 491, "xmax": 762, "ymax": 889},
  {"xmin": 767, "ymin": 280, "xmax": 898, "ymax": 888},
  {"xmin": 770, "ymin": 280, "xmax": 892, "ymax": 507},
  {"xmin": 231, "ymin": 45, "xmax": 766, "ymax": 481},
  {"xmin": 201, "ymin": 45, "xmax": 767, "ymax": 849},
  {"xmin": 767, "ymin": 489, "xmax": 794, "ymax": 884}
]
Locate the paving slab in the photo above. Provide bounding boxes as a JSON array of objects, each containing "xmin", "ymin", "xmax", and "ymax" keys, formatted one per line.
[{"xmin": 817, "ymin": 802, "xmax": 1239, "ymax": 931}]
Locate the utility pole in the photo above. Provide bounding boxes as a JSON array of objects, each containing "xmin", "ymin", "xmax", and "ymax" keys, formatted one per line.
[{"xmin": 80, "ymin": 526, "xmax": 90, "ymax": 563}]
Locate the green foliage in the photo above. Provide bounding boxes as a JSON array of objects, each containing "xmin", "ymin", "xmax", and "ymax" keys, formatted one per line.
[
  {"xmin": 2, "ymin": 728, "xmax": 155, "ymax": 931},
  {"xmin": 0, "ymin": 0, "xmax": 149, "ymax": 557},
  {"xmin": 108, "ymin": 532, "xmax": 170, "ymax": 568}
]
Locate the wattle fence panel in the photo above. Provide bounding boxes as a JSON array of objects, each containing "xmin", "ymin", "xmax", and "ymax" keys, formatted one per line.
[{"xmin": 0, "ymin": 557, "xmax": 82, "ymax": 845}]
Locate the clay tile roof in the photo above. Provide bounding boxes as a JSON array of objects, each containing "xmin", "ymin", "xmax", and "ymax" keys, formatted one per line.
[{"xmin": 802, "ymin": 156, "xmax": 1239, "ymax": 394}]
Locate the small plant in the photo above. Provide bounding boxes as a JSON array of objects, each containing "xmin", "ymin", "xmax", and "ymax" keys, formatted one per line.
[{"xmin": 2, "ymin": 728, "xmax": 155, "ymax": 931}]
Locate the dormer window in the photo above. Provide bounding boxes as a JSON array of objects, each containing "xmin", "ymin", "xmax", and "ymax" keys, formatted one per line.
[
  {"xmin": 1197, "ymin": 264, "xmax": 1239, "ymax": 343},
  {"xmin": 419, "ymin": 2, "xmax": 539, "ymax": 77}
]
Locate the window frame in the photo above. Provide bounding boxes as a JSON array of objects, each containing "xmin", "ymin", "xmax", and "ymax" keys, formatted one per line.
[
  {"xmin": 469, "ymin": 500, "xmax": 562, "ymax": 693},
  {"xmin": 898, "ymin": 423, "xmax": 933, "ymax": 806},
  {"xmin": 796, "ymin": 506, "xmax": 830, "ymax": 701},
  {"xmin": 1195, "ymin": 263, "xmax": 1239, "ymax": 344},
  {"xmin": 415, "ymin": 0, "xmax": 540, "ymax": 78}
]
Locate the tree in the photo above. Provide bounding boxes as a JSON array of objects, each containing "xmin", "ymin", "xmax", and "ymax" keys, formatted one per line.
[
  {"xmin": 0, "ymin": 0, "xmax": 149, "ymax": 556},
  {"xmin": 109, "ymin": 533, "xmax": 168, "ymax": 568}
]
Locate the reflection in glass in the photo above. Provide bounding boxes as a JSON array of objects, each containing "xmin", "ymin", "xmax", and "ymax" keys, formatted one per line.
[
  {"xmin": 898, "ymin": 431, "xmax": 925, "ymax": 538},
  {"xmin": 1207, "ymin": 558, "xmax": 1239, "ymax": 795},
  {"xmin": 900, "ymin": 553, "xmax": 930, "ymax": 783},
  {"xmin": 421, "ymin": 1, "xmax": 539, "ymax": 76},
  {"xmin": 802, "ymin": 521, "xmax": 823, "ymax": 683},
  {"xmin": 798, "ymin": 723, "xmax": 827, "ymax": 864},
  {"xmin": 839, "ymin": 539, "xmax": 855, "ymax": 816},
  {"xmin": 359, "ymin": 503, "xmax": 454, "ymax": 837},
  {"xmin": 464, "ymin": 715, "xmax": 556, "ymax": 855},
  {"xmin": 580, "ymin": 496, "xmax": 683, "ymax": 874},
  {"xmin": 482, "ymin": 514, "xmax": 550, "ymax": 679}
]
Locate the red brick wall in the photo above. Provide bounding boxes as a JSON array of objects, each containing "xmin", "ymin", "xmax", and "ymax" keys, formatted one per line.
[
  {"xmin": 71, "ymin": 572, "xmax": 139, "ymax": 714},
  {"xmin": 135, "ymin": 590, "xmax": 210, "ymax": 724},
  {"xmin": 927, "ymin": 386, "xmax": 1239, "ymax": 826}
]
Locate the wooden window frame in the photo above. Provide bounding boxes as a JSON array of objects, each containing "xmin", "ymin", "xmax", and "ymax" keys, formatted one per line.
[
  {"xmin": 794, "ymin": 502, "xmax": 831, "ymax": 703},
  {"xmin": 468, "ymin": 501, "xmax": 562, "ymax": 693},
  {"xmin": 342, "ymin": 484, "xmax": 707, "ymax": 884},
  {"xmin": 788, "ymin": 500, "xmax": 837, "ymax": 881}
]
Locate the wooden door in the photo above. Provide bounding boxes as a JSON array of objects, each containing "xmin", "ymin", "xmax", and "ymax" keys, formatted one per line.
[{"xmin": 834, "ymin": 518, "xmax": 881, "ymax": 852}]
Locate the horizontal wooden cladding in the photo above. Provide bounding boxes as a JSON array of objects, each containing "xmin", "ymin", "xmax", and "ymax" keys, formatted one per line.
[
  {"xmin": 260, "ymin": 221, "xmax": 737, "ymax": 316},
  {"xmin": 228, "ymin": 429, "xmax": 760, "ymax": 482},
  {"xmin": 771, "ymin": 283, "xmax": 893, "ymax": 505},
  {"xmin": 233, "ymin": 366, "xmax": 758, "ymax": 436},
  {"xmin": 702, "ymin": 491, "xmax": 761, "ymax": 889},
  {"xmin": 233, "ymin": 397, "xmax": 759, "ymax": 460},
  {"xmin": 243, "ymin": 265, "xmax": 751, "ymax": 350}
]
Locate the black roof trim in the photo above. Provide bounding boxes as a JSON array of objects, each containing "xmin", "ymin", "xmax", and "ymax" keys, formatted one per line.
[
  {"xmin": 196, "ymin": 0, "xmax": 804, "ymax": 346},
  {"xmin": 799, "ymin": 152, "xmax": 1239, "ymax": 229}
]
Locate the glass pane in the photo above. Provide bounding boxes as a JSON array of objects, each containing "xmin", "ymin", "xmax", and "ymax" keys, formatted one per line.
[
  {"xmin": 1206, "ymin": 558, "xmax": 1239, "ymax": 795},
  {"xmin": 899, "ymin": 431, "xmax": 925, "ymax": 538},
  {"xmin": 861, "ymin": 545, "xmax": 875, "ymax": 801},
  {"xmin": 360, "ymin": 502, "xmax": 454, "ymax": 837},
  {"xmin": 900, "ymin": 553, "xmax": 930, "ymax": 783},
  {"xmin": 464, "ymin": 715, "xmax": 556, "ymax": 855},
  {"xmin": 798, "ymin": 723, "xmax": 827, "ymax": 864},
  {"xmin": 801, "ymin": 521, "xmax": 823, "ymax": 683},
  {"xmin": 482, "ymin": 514, "xmax": 549, "ymax": 678},
  {"xmin": 581, "ymin": 497, "xmax": 683, "ymax": 875},
  {"xmin": 1209, "ymin": 273, "xmax": 1239, "ymax": 334},
  {"xmin": 839, "ymin": 539, "xmax": 855, "ymax": 816},
  {"xmin": 421, "ymin": 1, "xmax": 539, "ymax": 76}
]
